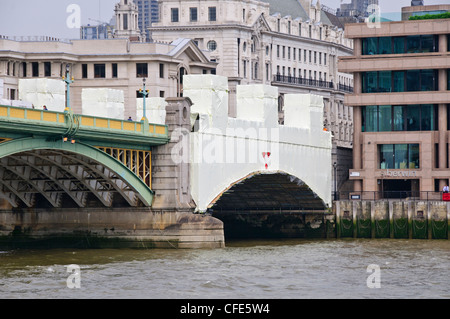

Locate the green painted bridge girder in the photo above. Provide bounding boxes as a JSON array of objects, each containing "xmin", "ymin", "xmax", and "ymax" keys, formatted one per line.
[{"xmin": 0, "ymin": 136, "xmax": 155, "ymax": 207}]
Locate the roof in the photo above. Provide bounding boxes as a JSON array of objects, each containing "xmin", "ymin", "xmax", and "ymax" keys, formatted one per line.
[{"xmin": 260, "ymin": 0, "xmax": 309, "ymax": 20}]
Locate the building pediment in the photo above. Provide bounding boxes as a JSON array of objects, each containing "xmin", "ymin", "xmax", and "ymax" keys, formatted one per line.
[
  {"xmin": 252, "ymin": 14, "xmax": 272, "ymax": 33},
  {"xmin": 169, "ymin": 38, "xmax": 212, "ymax": 65}
]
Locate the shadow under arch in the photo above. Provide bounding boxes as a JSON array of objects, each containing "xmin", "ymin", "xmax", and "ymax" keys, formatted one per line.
[
  {"xmin": 208, "ymin": 171, "xmax": 329, "ymax": 214},
  {"xmin": 0, "ymin": 137, "xmax": 154, "ymax": 208}
]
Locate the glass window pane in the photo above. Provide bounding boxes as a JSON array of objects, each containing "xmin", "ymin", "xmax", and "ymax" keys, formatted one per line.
[
  {"xmin": 406, "ymin": 105, "xmax": 420, "ymax": 131},
  {"xmin": 420, "ymin": 35, "xmax": 434, "ymax": 53},
  {"xmin": 420, "ymin": 69, "xmax": 435, "ymax": 91},
  {"xmin": 393, "ymin": 106, "xmax": 405, "ymax": 131},
  {"xmin": 407, "ymin": 35, "xmax": 420, "ymax": 53},
  {"xmin": 393, "ymin": 71, "xmax": 404, "ymax": 92},
  {"xmin": 379, "ymin": 37, "xmax": 392, "ymax": 54},
  {"xmin": 362, "ymin": 72, "xmax": 378, "ymax": 93},
  {"xmin": 380, "ymin": 145, "xmax": 394, "ymax": 169},
  {"xmin": 393, "ymin": 37, "xmax": 405, "ymax": 54},
  {"xmin": 379, "ymin": 105, "xmax": 392, "ymax": 131},
  {"xmin": 420, "ymin": 104, "xmax": 434, "ymax": 131},
  {"xmin": 409, "ymin": 144, "xmax": 420, "ymax": 169},
  {"xmin": 367, "ymin": 38, "xmax": 378, "ymax": 55},
  {"xmin": 363, "ymin": 106, "xmax": 378, "ymax": 132},
  {"xmin": 379, "ymin": 71, "xmax": 391, "ymax": 92},
  {"xmin": 406, "ymin": 70, "xmax": 420, "ymax": 92},
  {"xmin": 395, "ymin": 144, "xmax": 408, "ymax": 169}
]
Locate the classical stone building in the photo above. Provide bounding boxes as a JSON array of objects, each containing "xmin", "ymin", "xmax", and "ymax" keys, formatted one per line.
[
  {"xmin": 0, "ymin": 37, "xmax": 216, "ymax": 118},
  {"xmin": 150, "ymin": 0, "xmax": 355, "ymax": 192}
]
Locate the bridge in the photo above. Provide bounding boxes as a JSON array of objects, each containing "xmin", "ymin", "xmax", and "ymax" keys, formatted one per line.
[
  {"xmin": 0, "ymin": 75, "xmax": 334, "ymax": 248},
  {"xmin": 0, "ymin": 104, "xmax": 169, "ymax": 209}
]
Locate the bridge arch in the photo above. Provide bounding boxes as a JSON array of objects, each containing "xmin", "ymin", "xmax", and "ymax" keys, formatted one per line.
[
  {"xmin": 207, "ymin": 171, "xmax": 329, "ymax": 213},
  {"xmin": 0, "ymin": 137, "xmax": 154, "ymax": 208}
]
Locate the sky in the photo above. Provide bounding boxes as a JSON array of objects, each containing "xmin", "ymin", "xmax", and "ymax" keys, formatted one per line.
[{"xmin": 0, "ymin": 0, "xmax": 448, "ymax": 40}]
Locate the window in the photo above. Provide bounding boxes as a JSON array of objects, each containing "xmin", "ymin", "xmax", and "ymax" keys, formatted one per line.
[
  {"xmin": 136, "ymin": 63, "xmax": 148, "ymax": 78},
  {"xmin": 22, "ymin": 62, "xmax": 27, "ymax": 77},
  {"xmin": 362, "ymin": 70, "xmax": 438, "ymax": 93},
  {"xmin": 208, "ymin": 7, "xmax": 216, "ymax": 21},
  {"xmin": 379, "ymin": 144, "xmax": 420, "ymax": 169},
  {"xmin": 112, "ymin": 63, "xmax": 118, "ymax": 78},
  {"xmin": 44, "ymin": 62, "xmax": 51, "ymax": 77},
  {"xmin": 159, "ymin": 63, "xmax": 164, "ymax": 78},
  {"xmin": 298, "ymin": 23, "xmax": 301, "ymax": 36},
  {"xmin": 277, "ymin": 45, "xmax": 280, "ymax": 58},
  {"xmin": 282, "ymin": 46, "xmax": 285, "ymax": 59},
  {"xmin": 362, "ymin": 105, "xmax": 436, "ymax": 132},
  {"xmin": 123, "ymin": 14, "xmax": 128, "ymax": 30},
  {"xmin": 207, "ymin": 40, "xmax": 217, "ymax": 52},
  {"xmin": 309, "ymin": 50, "xmax": 312, "ymax": 63},
  {"xmin": 190, "ymin": 7, "xmax": 198, "ymax": 22},
  {"xmin": 82, "ymin": 64, "xmax": 88, "ymax": 79},
  {"xmin": 324, "ymin": 53, "xmax": 327, "ymax": 65},
  {"xmin": 288, "ymin": 21, "xmax": 291, "ymax": 34},
  {"xmin": 32, "ymin": 62, "xmax": 39, "ymax": 77},
  {"xmin": 94, "ymin": 64, "xmax": 106, "ymax": 78},
  {"xmin": 171, "ymin": 8, "xmax": 179, "ymax": 22},
  {"xmin": 362, "ymin": 35, "xmax": 438, "ymax": 55}
]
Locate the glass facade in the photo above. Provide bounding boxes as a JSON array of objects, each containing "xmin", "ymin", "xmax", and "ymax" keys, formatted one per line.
[
  {"xmin": 362, "ymin": 35, "xmax": 438, "ymax": 55},
  {"xmin": 362, "ymin": 105, "xmax": 437, "ymax": 132},
  {"xmin": 362, "ymin": 70, "xmax": 438, "ymax": 93},
  {"xmin": 379, "ymin": 144, "xmax": 420, "ymax": 169}
]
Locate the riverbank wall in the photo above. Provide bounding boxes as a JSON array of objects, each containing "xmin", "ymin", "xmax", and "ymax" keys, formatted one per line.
[{"xmin": 334, "ymin": 200, "xmax": 450, "ymax": 239}]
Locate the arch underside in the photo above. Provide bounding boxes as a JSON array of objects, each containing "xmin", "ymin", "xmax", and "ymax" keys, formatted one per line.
[
  {"xmin": 0, "ymin": 138, "xmax": 154, "ymax": 209},
  {"xmin": 208, "ymin": 172, "xmax": 328, "ymax": 213}
]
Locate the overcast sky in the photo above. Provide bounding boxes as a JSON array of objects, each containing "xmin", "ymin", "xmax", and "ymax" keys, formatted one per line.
[{"xmin": 0, "ymin": 0, "xmax": 447, "ymax": 39}]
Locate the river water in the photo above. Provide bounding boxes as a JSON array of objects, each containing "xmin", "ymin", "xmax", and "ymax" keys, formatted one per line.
[{"xmin": 0, "ymin": 239, "xmax": 449, "ymax": 299}]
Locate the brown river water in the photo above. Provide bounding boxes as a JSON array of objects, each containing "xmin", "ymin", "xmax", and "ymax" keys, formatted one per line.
[{"xmin": 0, "ymin": 238, "xmax": 449, "ymax": 299}]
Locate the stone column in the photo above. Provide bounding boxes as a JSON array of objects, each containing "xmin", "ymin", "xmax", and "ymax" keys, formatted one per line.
[
  {"xmin": 439, "ymin": 104, "xmax": 448, "ymax": 191},
  {"xmin": 151, "ymin": 97, "xmax": 195, "ymax": 212},
  {"xmin": 353, "ymin": 105, "xmax": 362, "ymax": 192}
]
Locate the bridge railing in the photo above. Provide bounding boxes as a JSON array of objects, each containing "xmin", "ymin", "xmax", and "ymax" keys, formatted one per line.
[
  {"xmin": 0, "ymin": 104, "xmax": 168, "ymax": 137},
  {"xmin": 333, "ymin": 191, "xmax": 447, "ymax": 202}
]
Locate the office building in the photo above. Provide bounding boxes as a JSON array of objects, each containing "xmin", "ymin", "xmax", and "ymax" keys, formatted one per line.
[{"xmin": 338, "ymin": 6, "xmax": 450, "ymax": 198}]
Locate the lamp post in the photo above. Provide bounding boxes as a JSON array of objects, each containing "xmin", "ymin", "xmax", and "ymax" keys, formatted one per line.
[
  {"xmin": 63, "ymin": 64, "xmax": 74, "ymax": 111},
  {"xmin": 334, "ymin": 162, "xmax": 338, "ymax": 201},
  {"xmin": 140, "ymin": 78, "xmax": 149, "ymax": 122}
]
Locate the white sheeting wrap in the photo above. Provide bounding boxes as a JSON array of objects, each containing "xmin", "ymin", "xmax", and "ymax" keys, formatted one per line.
[
  {"xmin": 183, "ymin": 74, "xmax": 229, "ymax": 131},
  {"xmin": 236, "ymin": 84, "xmax": 278, "ymax": 128},
  {"xmin": 19, "ymin": 79, "xmax": 65, "ymax": 111},
  {"xmin": 284, "ymin": 94, "xmax": 324, "ymax": 130},
  {"xmin": 136, "ymin": 97, "xmax": 167, "ymax": 125},
  {"xmin": 82, "ymin": 88, "xmax": 125, "ymax": 120},
  {"xmin": 184, "ymin": 75, "xmax": 332, "ymax": 213}
]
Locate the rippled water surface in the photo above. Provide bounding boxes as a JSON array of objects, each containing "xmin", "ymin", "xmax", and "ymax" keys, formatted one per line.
[{"xmin": 0, "ymin": 239, "xmax": 449, "ymax": 299}]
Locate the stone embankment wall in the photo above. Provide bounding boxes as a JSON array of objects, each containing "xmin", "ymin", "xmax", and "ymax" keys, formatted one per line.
[{"xmin": 334, "ymin": 201, "xmax": 450, "ymax": 239}]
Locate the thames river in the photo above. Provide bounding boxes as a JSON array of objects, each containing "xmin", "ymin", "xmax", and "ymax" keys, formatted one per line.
[{"xmin": 0, "ymin": 239, "xmax": 449, "ymax": 299}]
